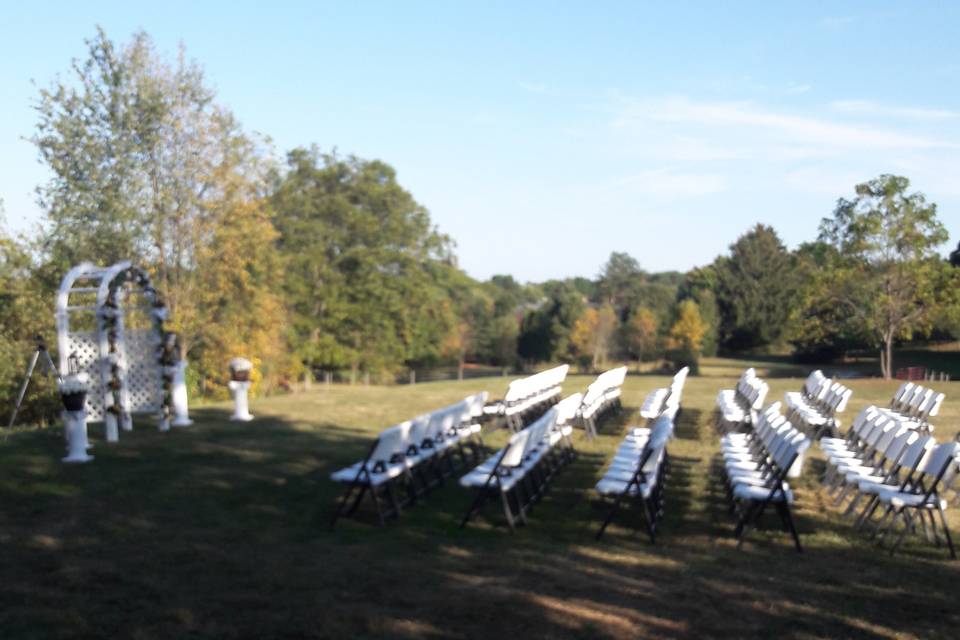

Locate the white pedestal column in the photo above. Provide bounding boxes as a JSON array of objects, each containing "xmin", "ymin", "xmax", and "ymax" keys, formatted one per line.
[
  {"xmin": 171, "ymin": 361, "xmax": 193, "ymax": 427},
  {"xmin": 104, "ymin": 412, "xmax": 120, "ymax": 442},
  {"xmin": 228, "ymin": 380, "xmax": 254, "ymax": 421},
  {"xmin": 63, "ymin": 410, "xmax": 94, "ymax": 463}
]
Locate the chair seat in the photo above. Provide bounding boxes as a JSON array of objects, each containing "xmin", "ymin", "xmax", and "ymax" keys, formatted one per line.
[
  {"xmin": 733, "ymin": 483, "xmax": 793, "ymax": 502},
  {"xmin": 331, "ymin": 461, "xmax": 407, "ymax": 486},
  {"xmin": 726, "ymin": 460, "xmax": 764, "ymax": 473},
  {"xmin": 595, "ymin": 477, "xmax": 654, "ymax": 498},
  {"xmin": 845, "ymin": 470, "xmax": 886, "ymax": 484},
  {"xmin": 730, "ymin": 473, "xmax": 790, "ymax": 489},
  {"xmin": 877, "ymin": 488, "xmax": 947, "ymax": 510}
]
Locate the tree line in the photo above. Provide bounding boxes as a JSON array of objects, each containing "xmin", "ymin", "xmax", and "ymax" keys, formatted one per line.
[{"xmin": 2, "ymin": 29, "xmax": 959, "ymax": 423}]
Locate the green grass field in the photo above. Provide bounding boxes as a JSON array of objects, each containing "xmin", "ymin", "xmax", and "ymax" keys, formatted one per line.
[{"xmin": 2, "ymin": 358, "xmax": 959, "ymax": 639}]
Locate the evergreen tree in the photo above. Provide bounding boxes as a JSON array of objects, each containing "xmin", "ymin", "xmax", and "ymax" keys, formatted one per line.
[{"xmin": 714, "ymin": 224, "xmax": 799, "ymax": 351}]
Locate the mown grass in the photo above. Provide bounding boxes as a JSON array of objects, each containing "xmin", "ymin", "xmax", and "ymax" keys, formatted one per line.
[{"xmin": 1, "ymin": 358, "xmax": 959, "ymax": 639}]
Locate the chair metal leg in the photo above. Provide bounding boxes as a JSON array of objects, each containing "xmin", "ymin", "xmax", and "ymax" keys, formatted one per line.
[{"xmin": 938, "ymin": 507, "xmax": 957, "ymax": 559}]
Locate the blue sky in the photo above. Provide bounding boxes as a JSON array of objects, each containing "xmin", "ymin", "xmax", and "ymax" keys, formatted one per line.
[{"xmin": 1, "ymin": 2, "xmax": 959, "ymax": 281}]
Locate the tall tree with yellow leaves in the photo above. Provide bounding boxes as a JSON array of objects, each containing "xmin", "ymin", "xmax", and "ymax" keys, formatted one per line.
[
  {"xmin": 668, "ymin": 299, "xmax": 708, "ymax": 373},
  {"xmin": 571, "ymin": 305, "xmax": 618, "ymax": 371}
]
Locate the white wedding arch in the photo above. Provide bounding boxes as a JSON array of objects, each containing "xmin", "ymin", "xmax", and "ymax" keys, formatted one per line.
[{"xmin": 55, "ymin": 261, "xmax": 176, "ymax": 441}]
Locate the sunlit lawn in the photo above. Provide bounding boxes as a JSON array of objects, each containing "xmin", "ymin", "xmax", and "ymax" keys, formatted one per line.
[{"xmin": 1, "ymin": 357, "xmax": 959, "ymax": 638}]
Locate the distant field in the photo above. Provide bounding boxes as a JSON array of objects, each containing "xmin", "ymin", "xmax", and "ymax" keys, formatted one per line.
[{"xmin": 1, "ymin": 358, "xmax": 959, "ymax": 639}]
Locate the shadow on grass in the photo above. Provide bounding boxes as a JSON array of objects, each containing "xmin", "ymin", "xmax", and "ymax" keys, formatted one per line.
[{"xmin": 1, "ymin": 403, "xmax": 959, "ymax": 639}]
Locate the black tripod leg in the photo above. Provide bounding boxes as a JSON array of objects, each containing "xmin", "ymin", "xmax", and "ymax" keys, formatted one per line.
[{"xmin": 6, "ymin": 350, "xmax": 41, "ymax": 433}]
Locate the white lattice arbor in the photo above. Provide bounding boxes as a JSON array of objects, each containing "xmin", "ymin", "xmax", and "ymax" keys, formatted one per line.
[{"xmin": 56, "ymin": 261, "xmax": 171, "ymax": 440}]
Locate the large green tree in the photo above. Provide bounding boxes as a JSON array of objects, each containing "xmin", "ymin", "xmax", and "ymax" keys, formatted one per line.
[
  {"xmin": 818, "ymin": 174, "xmax": 948, "ymax": 378},
  {"xmin": 271, "ymin": 147, "xmax": 458, "ymax": 380},
  {"xmin": 714, "ymin": 224, "xmax": 800, "ymax": 351},
  {"xmin": 517, "ymin": 280, "xmax": 586, "ymax": 364},
  {"xmin": 596, "ymin": 251, "xmax": 646, "ymax": 316}
]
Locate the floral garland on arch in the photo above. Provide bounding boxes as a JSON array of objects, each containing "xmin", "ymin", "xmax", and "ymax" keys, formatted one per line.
[{"xmin": 98, "ymin": 266, "xmax": 175, "ymax": 425}]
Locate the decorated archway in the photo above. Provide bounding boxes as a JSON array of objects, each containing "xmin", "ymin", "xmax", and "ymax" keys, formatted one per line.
[{"xmin": 56, "ymin": 261, "xmax": 175, "ymax": 441}]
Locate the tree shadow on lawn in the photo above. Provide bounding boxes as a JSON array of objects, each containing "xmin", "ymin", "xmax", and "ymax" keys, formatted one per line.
[{"xmin": 0, "ymin": 406, "xmax": 958, "ymax": 639}]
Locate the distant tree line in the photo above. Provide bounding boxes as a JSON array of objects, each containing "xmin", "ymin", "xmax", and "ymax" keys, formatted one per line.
[{"xmin": 2, "ymin": 29, "xmax": 960, "ymax": 423}]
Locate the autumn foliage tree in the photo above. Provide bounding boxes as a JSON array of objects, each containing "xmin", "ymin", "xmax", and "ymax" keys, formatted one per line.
[
  {"xmin": 31, "ymin": 28, "xmax": 290, "ymax": 394},
  {"xmin": 571, "ymin": 305, "xmax": 618, "ymax": 371},
  {"xmin": 622, "ymin": 306, "xmax": 658, "ymax": 367},
  {"xmin": 668, "ymin": 299, "xmax": 708, "ymax": 373}
]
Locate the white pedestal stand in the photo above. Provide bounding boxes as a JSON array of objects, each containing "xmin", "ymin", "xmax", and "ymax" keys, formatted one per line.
[
  {"xmin": 171, "ymin": 361, "xmax": 193, "ymax": 427},
  {"xmin": 63, "ymin": 410, "xmax": 94, "ymax": 463},
  {"xmin": 228, "ymin": 380, "xmax": 254, "ymax": 421},
  {"xmin": 105, "ymin": 411, "xmax": 120, "ymax": 443}
]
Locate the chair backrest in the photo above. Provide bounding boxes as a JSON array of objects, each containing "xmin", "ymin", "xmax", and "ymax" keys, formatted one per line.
[
  {"xmin": 899, "ymin": 435, "xmax": 936, "ymax": 472},
  {"xmin": 648, "ymin": 414, "xmax": 675, "ymax": 447},
  {"xmin": 581, "ymin": 382, "xmax": 605, "ymax": 409},
  {"xmin": 804, "ymin": 370, "xmax": 825, "ymax": 396},
  {"xmin": 883, "ymin": 429, "xmax": 918, "ymax": 465},
  {"xmin": 465, "ymin": 391, "xmax": 489, "ymax": 418},
  {"xmin": 520, "ymin": 407, "xmax": 559, "ymax": 458},
  {"xmin": 894, "ymin": 382, "xmax": 917, "ymax": 411},
  {"xmin": 873, "ymin": 421, "xmax": 905, "ymax": 455},
  {"xmin": 555, "ymin": 393, "xmax": 583, "ymax": 426},
  {"xmin": 926, "ymin": 392, "xmax": 946, "ymax": 419},
  {"xmin": 641, "ymin": 440, "xmax": 668, "ymax": 474},
  {"xmin": 832, "ymin": 385, "xmax": 852, "ymax": 413},
  {"xmin": 775, "ymin": 439, "xmax": 804, "ymax": 474},
  {"xmin": 904, "ymin": 385, "xmax": 927, "ymax": 414},
  {"xmin": 503, "ymin": 380, "xmax": 525, "ymax": 403},
  {"xmin": 500, "ymin": 429, "xmax": 532, "ymax": 468},
  {"xmin": 890, "ymin": 381, "xmax": 911, "ymax": 407},
  {"xmin": 920, "ymin": 441, "xmax": 960, "ymax": 483},
  {"xmin": 370, "ymin": 421, "xmax": 413, "ymax": 465},
  {"xmin": 408, "ymin": 414, "xmax": 433, "ymax": 448},
  {"xmin": 912, "ymin": 388, "xmax": 935, "ymax": 418}
]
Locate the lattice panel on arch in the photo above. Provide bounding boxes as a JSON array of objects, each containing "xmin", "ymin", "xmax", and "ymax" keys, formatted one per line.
[
  {"xmin": 123, "ymin": 329, "xmax": 162, "ymax": 414},
  {"xmin": 66, "ymin": 331, "xmax": 105, "ymax": 422}
]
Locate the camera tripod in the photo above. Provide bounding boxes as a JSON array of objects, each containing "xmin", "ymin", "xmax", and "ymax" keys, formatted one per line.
[{"xmin": 5, "ymin": 335, "xmax": 62, "ymax": 433}]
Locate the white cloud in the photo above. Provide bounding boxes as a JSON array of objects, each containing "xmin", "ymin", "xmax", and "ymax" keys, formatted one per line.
[
  {"xmin": 611, "ymin": 96, "xmax": 954, "ymax": 152},
  {"xmin": 830, "ymin": 100, "xmax": 960, "ymax": 120},
  {"xmin": 784, "ymin": 167, "xmax": 868, "ymax": 196},
  {"xmin": 609, "ymin": 168, "xmax": 728, "ymax": 199},
  {"xmin": 785, "ymin": 83, "xmax": 812, "ymax": 95}
]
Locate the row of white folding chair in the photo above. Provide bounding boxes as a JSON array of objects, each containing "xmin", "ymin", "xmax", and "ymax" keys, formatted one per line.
[
  {"xmin": 783, "ymin": 369, "xmax": 828, "ymax": 417},
  {"xmin": 822, "ymin": 412, "xmax": 959, "ymax": 558},
  {"xmin": 724, "ymin": 403, "xmax": 808, "ymax": 477},
  {"xmin": 821, "ymin": 409, "xmax": 929, "ymax": 509},
  {"xmin": 877, "ymin": 382, "xmax": 945, "ymax": 432},
  {"xmin": 639, "ymin": 366, "xmax": 690, "ymax": 419},
  {"xmin": 580, "ymin": 366, "xmax": 627, "ymax": 420},
  {"xmin": 329, "ymin": 394, "xmax": 486, "ymax": 526},
  {"xmin": 594, "ymin": 413, "xmax": 675, "ymax": 542},
  {"xmin": 459, "ymin": 393, "xmax": 580, "ymax": 530},
  {"xmin": 787, "ymin": 378, "xmax": 852, "ymax": 438},
  {"xmin": 715, "ymin": 369, "xmax": 768, "ymax": 428},
  {"xmin": 501, "ymin": 364, "xmax": 569, "ymax": 429},
  {"xmin": 719, "ymin": 404, "xmax": 809, "ymax": 551},
  {"xmin": 579, "ymin": 366, "xmax": 627, "ymax": 438},
  {"xmin": 462, "ymin": 394, "xmax": 580, "ymax": 487}
]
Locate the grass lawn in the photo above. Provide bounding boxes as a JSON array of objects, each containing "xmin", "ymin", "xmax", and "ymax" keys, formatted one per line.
[{"xmin": 2, "ymin": 358, "xmax": 959, "ymax": 639}]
